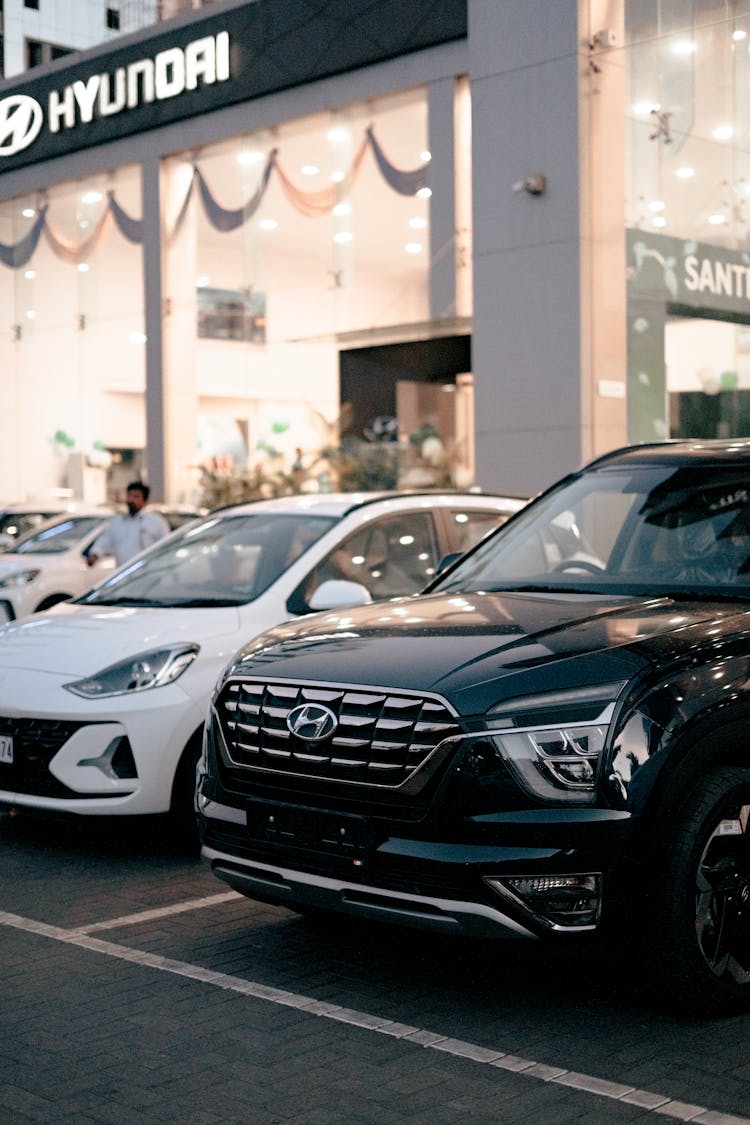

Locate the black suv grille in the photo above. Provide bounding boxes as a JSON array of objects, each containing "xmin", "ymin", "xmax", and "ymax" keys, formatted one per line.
[{"xmin": 214, "ymin": 679, "xmax": 460, "ymax": 789}]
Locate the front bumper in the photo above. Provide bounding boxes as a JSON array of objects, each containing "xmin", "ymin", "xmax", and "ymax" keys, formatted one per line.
[
  {"xmin": 0, "ymin": 667, "xmax": 205, "ymax": 816},
  {"xmin": 199, "ymin": 797, "xmax": 633, "ymax": 939}
]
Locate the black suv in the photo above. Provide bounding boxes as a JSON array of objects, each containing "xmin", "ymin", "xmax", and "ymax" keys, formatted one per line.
[{"xmin": 198, "ymin": 441, "xmax": 750, "ymax": 1015}]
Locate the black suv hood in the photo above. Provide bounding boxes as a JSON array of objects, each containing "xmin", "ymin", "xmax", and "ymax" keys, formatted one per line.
[{"xmin": 233, "ymin": 590, "xmax": 750, "ymax": 715}]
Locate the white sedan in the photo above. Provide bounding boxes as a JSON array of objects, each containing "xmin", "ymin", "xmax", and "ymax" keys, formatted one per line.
[{"xmin": 0, "ymin": 490, "xmax": 525, "ymax": 828}]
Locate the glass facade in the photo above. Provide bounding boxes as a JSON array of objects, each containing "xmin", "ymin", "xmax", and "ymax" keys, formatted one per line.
[
  {"xmin": 0, "ymin": 165, "xmax": 144, "ymax": 502},
  {"xmin": 0, "ymin": 85, "xmax": 455, "ymax": 504},
  {"xmin": 625, "ymin": 0, "xmax": 750, "ymax": 442}
]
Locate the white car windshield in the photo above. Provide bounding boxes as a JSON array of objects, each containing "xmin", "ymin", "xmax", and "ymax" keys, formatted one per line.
[
  {"xmin": 435, "ymin": 464, "xmax": 750, "ymax": 598},
  {"xmin": 14, "ymin": 516, "xmax": 106, "ymax": 555},
  {"xmin": 78, "ymin": 512, "xmax": 338, "ymax": 607}
]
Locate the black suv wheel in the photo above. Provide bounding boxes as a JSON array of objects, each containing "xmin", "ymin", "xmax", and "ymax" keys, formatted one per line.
[{"xmin": 651, "ymin": 767, "xmax": 750, "ymax": 1015}]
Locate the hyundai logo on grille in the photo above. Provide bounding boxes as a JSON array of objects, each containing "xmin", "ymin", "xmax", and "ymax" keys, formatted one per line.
[{"xmin": 286, "ymin": 703, "xmax": 338, "ymax": 742}]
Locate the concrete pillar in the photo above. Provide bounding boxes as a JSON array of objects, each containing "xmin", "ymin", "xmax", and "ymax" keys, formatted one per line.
[{"xmin": 468, "ymin": 0, "xmax": 627, "ymax": 498}]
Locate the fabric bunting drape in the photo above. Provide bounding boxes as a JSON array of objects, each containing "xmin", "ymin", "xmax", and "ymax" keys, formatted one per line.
[{"xmin": 0, "ymin": 127, "xmax": 430, "ymax": 270}]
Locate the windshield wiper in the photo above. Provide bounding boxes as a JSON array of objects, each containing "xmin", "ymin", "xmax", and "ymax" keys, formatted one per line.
[
  {"xmin": 82, "ymin": 596, "xmax": 164, "ymax": 607},
  {"xmin": 656, "ymin": 588, "xmax": 750, "ymax": 603}
]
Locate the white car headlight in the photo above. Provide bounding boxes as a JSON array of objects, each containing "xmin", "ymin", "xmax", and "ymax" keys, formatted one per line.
[
  {"xmin": 0, "ymin": 569, "xmax": 40, "ymax": 588},
  {"xmin": 64, "ymin": 644, "xmax": 200, "ymax": 698},
  {"xmin": 482, "ymin": 682, "xmax": 625, "ymax": 804}
]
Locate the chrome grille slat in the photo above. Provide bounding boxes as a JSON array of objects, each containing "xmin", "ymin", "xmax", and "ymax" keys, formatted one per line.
[{"xmin": 215, "ymin": 679, "xmax": 459, "ymax": 788}]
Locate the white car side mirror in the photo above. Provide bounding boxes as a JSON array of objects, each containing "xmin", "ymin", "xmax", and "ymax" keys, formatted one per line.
[{"xmin": 308, "ymin": 579, "xmax": 372, "ymax": 611}]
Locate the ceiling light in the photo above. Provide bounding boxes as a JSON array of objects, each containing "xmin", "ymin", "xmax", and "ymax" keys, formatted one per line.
[
  {"xmin": 301, "ymin": 165, "xmax": 320, "ymax": 176},
  {"xmin": 333, "ymin": 231, "xmax": 352, "ymax": 243},
  {"xmin": 652, "ymin": 216, "xmax": 667, "ymax": 228},
  {"xmin": 417, "ymin": 187, "xmax": 432, "ymax": 199},
  {"xmin": 333, "ymin": 203, "xmax": 351, "ymax": 216},
  {"xmin": 196, "ymin": 275, "xmax": 211, "ymax": 287},
  {"xmin": 25, "ymin": 309, "xmax": 36, "ymax": 319},
  {"xmin": 649, "ymin": 200, "xmax": 665, "ymax": 212},
  {"xmin": 331, "ymin": 171, "xmax": 345, "ymax": 183},
  {"xmin": 77, "ymin": 263, "xmax": 90, "ymax": 272},
  {"xmin": 708, "ymin": 213, "xmax": 727, "ymax": 224},
  {"xmin": 676, "ymin": 166, "xmax": 695, "ymax": 179},
  {"xmin": 21, "ymin": 207, "xmax": 35, "ymax": 218},
  {"xmin": 81, "ymin": 191, "xmax": 103, "ymax": 204},
  {"xmin": 259, "ymin": 218, "xmax": 278, "ymax": 230},
  {"xmin": 420, "ymin": 150, "xmax": 431, "ymax": 162},
  {"xmin": 633, "ymin": 101, "xmax": 660, "ymax": 116},
  {"xmin": 672, "ymin": 39, "xmax": 696, "ymax": 55},
  {"xmin": 733, "ymin": 29, "xmax": 747, "ymax": 42},
  {"xmin": 24, "ymin": 270, "xmax": 35, "ymax": 280},
  {"xmin": 128, "ymin": 331, "xmax": 147, "ymax": 344},
  {"xmin": 237, "ymin": 150, "xmax": 264, "ymax": 165},
  {"xmin": 405, "ymin": 242, "xmax": 423, "ymax": 254},
  {"xmin": 713, "ymin": 125, "xmax": 734, "ymax": 141},
  {"xmin": 327, "ymin": 127, "xmax": 348, "ymax": 143},
  {"xmin": 409, "ymin": 217, "xmax": 427, "ymax": 229}
]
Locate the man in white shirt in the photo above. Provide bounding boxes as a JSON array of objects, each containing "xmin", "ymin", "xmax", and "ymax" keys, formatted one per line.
[{"xmin": 87, "ymin": 481, "xmax": 170, "ymax": 569}]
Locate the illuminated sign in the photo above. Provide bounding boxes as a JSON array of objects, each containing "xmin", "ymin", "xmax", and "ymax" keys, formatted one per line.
[{"xmin": 0, "ymin": 31, "xmax": 230, "ymax": 161}]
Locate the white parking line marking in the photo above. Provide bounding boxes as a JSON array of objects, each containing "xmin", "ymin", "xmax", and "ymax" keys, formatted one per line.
[
  {"xmin": 0, "ymin": 909, "xmax": 747, "ymax": 1125},
  {"xmin": 72, "ymin": 891, "xmax": 242, "ymax": 932}
]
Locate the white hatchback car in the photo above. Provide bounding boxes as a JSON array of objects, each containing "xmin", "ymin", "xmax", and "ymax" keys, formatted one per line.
[
  {"xmin": 0, "ymin": 490, "xmax": 524, "ymax": 827},
  {"xmin": 0, "ymin": 512, "xmax": 117, "ymax": 623}
]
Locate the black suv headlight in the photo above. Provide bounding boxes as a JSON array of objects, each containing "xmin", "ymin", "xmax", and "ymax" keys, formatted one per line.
[{"xmin": 480, "ymin": 682, "xmax": 625, "ymax": 804}]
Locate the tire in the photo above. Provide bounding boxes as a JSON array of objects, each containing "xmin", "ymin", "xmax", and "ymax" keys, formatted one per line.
[
  {"xmin": 648, "ymin": 767, "xmax": 750, "ymax": 1016},
  {"xmin": 169, "ymin": 734, "xmax": 202, "ymax": 849}
]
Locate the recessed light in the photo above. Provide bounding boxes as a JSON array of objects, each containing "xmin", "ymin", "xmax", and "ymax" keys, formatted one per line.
[
  {"xmin": 652, "ymin": 216, "xmax": 667, "ymax": 228},
  {"xmin": 713, "ymin": 125, "xmax": 734, "ymax": 141},
  {"xmin": 301, "ymin": 165, "xmax": 320, "ymax": 176},
  {"xmin": 237, "ymin": 151, "xmax": 264, "ymax": 165},
  {"xmin": 409, "ymin": 217, "xmax": 427, "ymax": 229},
  {"xmin": 733, "ymin": 29, "xmax": 747, "ymax": 42},
  {"xmin": 196, "ymin": 275, "xmax": 211, "ymax": 287},
  {"xmin": 77, "ymin": 263, "xmax": 90, "ymax": 272},
  {"xmin": 416, "ymin": 187, "xmax": 432, "ymax": 198},
  {"xmin": 405, "ymin": 242, "xmax": 423, "ymax": 254},
  {"xmin": 24, "ymin": 270, "xmax": 35, "ymax": 280},
  {"xmin": 327, "ymin": 128, "xmax": 348, "ymax": 143},
  {"xmin": 25, "ymin": 309, "xmax": 36, "ymax": 319},
  {"xmin": 420, "ymin": 150, "xmax": 431, "ymax": 162},
  {"xmin": 21, "ymin": 208, "xmax": 35, "ymax": 218},
  {"xmin": 708, "ymin": 213, "xmax": 727, "ymax": 224},
  {"xmin": 259, "ymin": 218, "xmax": 278, "ymax": 230},
  {"xmin": 128, "ymin": 331, "xmax": 147, "ymax": 344},
  {"xmin": 676, "ymin": 166, "xmax": 695, "ymax": 179},
  {"xmin": 633, "ymin": 101, "xmax": 660, "ymax": 116},
  {"xmin": 333, "ymin": 203, "xmax": 351, "ymax": 216},
  {"xmin": 331, "ymin": 171, "xmax": 345, "ymax": 183},
  {"xmin": 672, "ymin": 39, "xmax": 696, "ymax": 55},
  {"xmin": 649, "ymin": 200, "xmax": 665, "ymax": 212},
  {"xmin": 81, "ymin": 191, "xmax": 103, "ymax": 204},
  {"xmin": 333, "ymin": 231, "xmax": 353, "ymax": 243}
]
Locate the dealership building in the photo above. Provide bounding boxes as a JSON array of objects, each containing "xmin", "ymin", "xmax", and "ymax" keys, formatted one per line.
[{"xmin": 0, "ymin": 0, "xmax": 747, "ymax": 504}]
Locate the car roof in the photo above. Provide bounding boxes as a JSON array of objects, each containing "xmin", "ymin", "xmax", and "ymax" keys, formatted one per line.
[
  {"xmin": 206, "ymin": 491, "xmax": 526, "ymax": 520},
  {"xmin": 585, "ymin": 439, "xmax": 750, "ymax": 472}
]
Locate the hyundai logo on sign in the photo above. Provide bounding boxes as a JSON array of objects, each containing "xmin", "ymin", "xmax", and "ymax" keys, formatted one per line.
[
  {"xmin": 0, "ymin": 95, "xmax": 44, "ymax": 156},
  {"xmin": 286, "ymin": 703, "xmax": 338, "ymax": 743},
  {"xmin": 0, "ymin": 32, "xmax": 230, "ymax": 160}
]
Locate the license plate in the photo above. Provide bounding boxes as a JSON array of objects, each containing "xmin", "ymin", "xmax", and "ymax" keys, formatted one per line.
[
  {"xmin": 0, "ymin": 735, "xmax": 13, "ymax": 765},
  {"xmin": 247, "ymin": 804, "xmax": 373, "ymax": 859}
]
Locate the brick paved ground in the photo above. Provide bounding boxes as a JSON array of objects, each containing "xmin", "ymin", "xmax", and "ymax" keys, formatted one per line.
[{"xmin": 1, "ymin": 811, "xmax": 749, "ymax": 1124}]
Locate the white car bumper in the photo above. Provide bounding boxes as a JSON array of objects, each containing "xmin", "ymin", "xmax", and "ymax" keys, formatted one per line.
[{"xmin": 0, "ymin": 666, "xmax": 206, "ymax": 816}]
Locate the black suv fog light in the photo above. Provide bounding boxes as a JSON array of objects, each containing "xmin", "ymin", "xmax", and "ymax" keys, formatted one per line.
[{"xmin": 485, "ymin": 873, "xmax": 602, "ymax": 929}]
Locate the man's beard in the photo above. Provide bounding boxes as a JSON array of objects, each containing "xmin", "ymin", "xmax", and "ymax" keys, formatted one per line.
[{"xmin": 127, "ymin": 502, "xmax": 138, "ymax": 516}]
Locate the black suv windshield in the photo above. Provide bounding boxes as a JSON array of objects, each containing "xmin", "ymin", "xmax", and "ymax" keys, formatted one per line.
[
  {"xmin": 435, "ymin": 464, "xmax": 750, "ymax": 598},
  {"xmin": 78, "ymin": 511, "xmax": 337, "ymax": 608}
]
